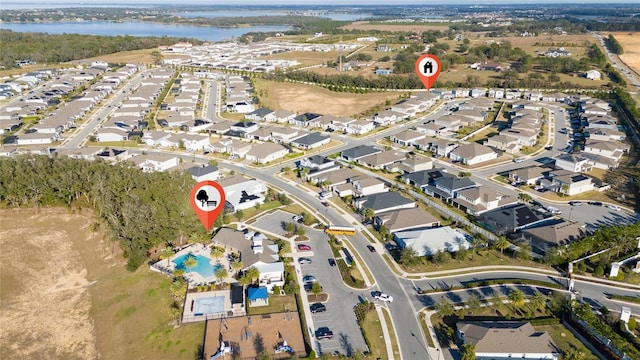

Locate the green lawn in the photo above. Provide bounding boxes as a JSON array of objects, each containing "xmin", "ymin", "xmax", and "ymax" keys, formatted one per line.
[
  {"xmin": 90, "ymin": 267, "xmax": 205, "ymax": 360},
  {"xmin": 246, "ymin": 294, "xmax": 297, "ymax": 315},
  {"xmin": 536, "ymin": 324, "xmax": 599, "ymax": 360},
  {"xmin": 361, "ymin": 309, "xmax": 388, "ymax": 360},
  {"xmin": 397, "ymin": 249, "xmax": 552, "ymax": 274}
]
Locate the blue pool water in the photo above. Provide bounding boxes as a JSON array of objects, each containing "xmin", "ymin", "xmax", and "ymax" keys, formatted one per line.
[
  {"xmin": 173, "ymin": 254, "xmax": 222, "ymax": 279},
  {"xmin": 194, "ymin": 296, "xmax": 225, "ymax": 316}
]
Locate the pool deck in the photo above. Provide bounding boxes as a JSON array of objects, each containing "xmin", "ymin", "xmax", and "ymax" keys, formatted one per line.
[
  {"xmin": 152, "ymin": 244, "xmax": 235, "ymax": 287},
  {"xmin": 182, "ymin": 290, "xmax": 234, "ymax": 324}
]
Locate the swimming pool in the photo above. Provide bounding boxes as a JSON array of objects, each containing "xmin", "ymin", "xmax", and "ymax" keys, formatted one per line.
[
  {"xmin": 193, "ymin": 296, "xmax": 225, "ymax": 316},
  {"xmin": 173, "ymin": 254, "xmax": 222, "ymax": 279}
]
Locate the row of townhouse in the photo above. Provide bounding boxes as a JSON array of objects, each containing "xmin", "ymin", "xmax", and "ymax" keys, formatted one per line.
[
  {"xmin": 6, "ymin": 63, "xmax": 142, "ymax": 144},
  {"xmin": 485, "ymin": 102, "xmax": 543, "ymax": 154}
]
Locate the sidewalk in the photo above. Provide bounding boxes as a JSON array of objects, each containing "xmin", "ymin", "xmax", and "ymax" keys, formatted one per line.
[
  {"xmin": 422, "ymin": 310, "xmax": 443, "ymax": 360},
  {"xmin": 375, "ymin": 305, "xmax": 395, "ymax": 360}
]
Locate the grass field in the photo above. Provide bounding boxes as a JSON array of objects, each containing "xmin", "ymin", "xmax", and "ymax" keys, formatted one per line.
[
  {"xmin": 253, "ymin": 78, "xmax": 408, "ymax": 117},
  {"xmin": 606, "ymin": 32, "xmax": 640, "ymax": 74},
  {"xmin": 361, "ymin": 308, "xmax": 389, "ymax": 360},
  {"xmin": 0, "ymin": 208, "xmax": 205, "ymax": 360}
]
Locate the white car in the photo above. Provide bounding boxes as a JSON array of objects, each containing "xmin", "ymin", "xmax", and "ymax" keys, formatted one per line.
[
  {"xmin": 606, "ymin": 205, "xmax": 621, "ymax": 211},
  {"xmin": 372, "ymin": 291, "xmax": 393, "ymax": 302}
]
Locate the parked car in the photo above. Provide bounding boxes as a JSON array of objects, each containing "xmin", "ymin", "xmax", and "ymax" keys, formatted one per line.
[
  {"xmin": 310, "ymin": 303, "xmax": 326, "ymax": 313},
  {"xmin": 606, "ymin": 205, "xmax": 621, "ymax": 211},
  {"xmin": 292, "ymin": 215, "xmax": 303, "ymax": 222},
  {"xmin": 298, "ymin": 244, "xmax": 312, "ymax": 251},
  {"xmin": 316, "ymin": 327, "xmax": 334, "ymax": 340},
  {"xmin": 372, "ymin": 291, "xmax": 393, "ymax": 302},
  {"xmin": 513, "ymin": 158, "xmax": 524, "ymax": 163},
  {"xmin": 568, "ymin": 201, "xmax": 583, "ymax": 206},
  {"xmin": 298, "ymin": 257, "xmax": 312, "ymax": 265},
  {"xmin": 328, "ymin": 258, "xmax": 337, "ymax": 267},
  {"xmin": 366, "ymin": 245, "xmax": 376, "ymax": 253},
  {"xmin": 303, "ymin": 275, "xmax": 317, "ymax": 284},
  {"xmin": 588, "ymin": 201, "xmax": 603, "ymax": 206}
]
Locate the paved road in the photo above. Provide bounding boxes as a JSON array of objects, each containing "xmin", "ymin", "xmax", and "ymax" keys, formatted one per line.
[{"xmin": 59, "ymin": 71, "xmax": 640, "ymax": 359}]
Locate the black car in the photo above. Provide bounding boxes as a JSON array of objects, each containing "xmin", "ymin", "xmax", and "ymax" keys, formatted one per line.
[
  {"xmin": 588, "ymin": 201, "xmax": 603, "ymax": 206},
  {"xmin": 328, "ymin": 258, "xmax": 336, "ymax": 267},
  {"xmin": 310, "ymin": 302, "xmax": 326, "ymax": 313},
  {"xmin": 316, "ymin": 327, "xmax": 333, "ymax": 340},
  {"xmin": 366, "ymin": 245, "xmax": 376, "ymax": 253}
]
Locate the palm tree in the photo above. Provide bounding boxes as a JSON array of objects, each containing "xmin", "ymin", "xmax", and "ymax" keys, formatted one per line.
[
  {"xmin": 518, "ymin": 192, "xmax": 532, "ymax": 203},
  {"xmin": 184, "ymin": 255, "xmax": 198, "ymax": 273},
  {"xmin": 508, "ymin": 289, "xmax": 525, "ymax": 312},
  {"xmin": 361, "ymin": 207, "xmax": 375, "ymax": 221},
  {"xmin": 530, "ymin": 291, "xmax": 547, "ymax": 314},
  {"xmin": 231, "ymin": 259, "xmax": 244, "ymax": 274},
  {"xmin": 215, "ymin": 267, "xmax": 228, "ymax": 285},
  {"xmin": 210, "ymin": 246, "xmax": 225, "ymax": 262},
  {"xmin": 160, "ymin": 247, "xmax": 175, "ymax": 267},
  {"xmin": 246, "ymin": 266, "xmax": 260, "ymax": 285},
  {"xmin": 494, "ymin": 237, "xmax": 510, "ymax": 257}
]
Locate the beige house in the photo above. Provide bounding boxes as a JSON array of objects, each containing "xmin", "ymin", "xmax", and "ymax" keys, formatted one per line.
[{"xmin": 374, "ymin": 207, "xmax": 440, "ymax": 233}]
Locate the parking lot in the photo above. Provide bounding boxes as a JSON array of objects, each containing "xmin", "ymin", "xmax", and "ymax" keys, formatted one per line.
[{"xmin": 248, "ymin": 209, "xmax": 369, "ymax": 356}]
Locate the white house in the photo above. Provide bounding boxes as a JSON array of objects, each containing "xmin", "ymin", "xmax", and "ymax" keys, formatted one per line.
[
  {"xmin": 449, "ymin": 143, "xmax": 498, "ymax": 165},
  {"xmin": 394, "ymin": 226, "xmax": 472, "ymax": 256},
  {"xmin": 244, "ymin": 142, "xmax": 289, "ymax": 164},
  {"xmin": 585, "ymin": 70, "xmax": 601, "ymax": 80},
  {"xmin": 219, "ymin": 175, "xmax": 267, "ymax": 212}
]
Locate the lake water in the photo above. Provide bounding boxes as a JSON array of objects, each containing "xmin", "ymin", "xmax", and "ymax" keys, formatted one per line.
[
  {"xmin": 0, "ymin": 21, "xmax": 293, "ymax": 42},
  {"xmin": 173, "ymin": 10, "xmax": 376, "ymax": 21}
]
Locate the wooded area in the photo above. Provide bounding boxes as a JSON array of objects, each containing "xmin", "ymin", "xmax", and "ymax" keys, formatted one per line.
[
  {"xmin": 0, "ymin": 155, "xmax": 203, "ymax": 270},
  {"xmin": 0, "ymin": 30, "xmax": 200, "ymax": 69}
]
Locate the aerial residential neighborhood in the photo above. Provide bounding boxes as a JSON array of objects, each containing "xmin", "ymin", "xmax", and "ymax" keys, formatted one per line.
[{"xmin": 1, "ymin": 2, "xmax": 640, "ymax": 360}]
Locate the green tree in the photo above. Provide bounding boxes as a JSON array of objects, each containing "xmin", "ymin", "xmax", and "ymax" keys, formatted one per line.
[
  {"xmin": 530, "ymin": 291, "xmax": 547, "ymax": 314},
  {"xmin": 399, "ymin": 247, "xmax": 421, "ymax": 266},
  {"xmin": 494, "ymin": 237, "xmax": 510, "ymax": 257},
  {"xmin": 231, "ymin": 259, "xmax": 244, "ymax": 274},
  {"xmin": 160, "ymin": 246, "xmax": 175, "ymax": 267},
  {"xmin": 460, "ymin": 343, "xmax": 476, "ymax": 360},
  {"xmin": 246, "ymin": 266, "xmax": 260, "ymax": 285},
  {"xmin": 361, "ymin": 207, "xmax": 375, "ymax": 221},
  {"xmin": 215, "ymin": 267, "xmax": 228, "ymax": 284},
  {"xmin": 436, "ymin": 297, "xmax": 455, "ymax": 317},
  {"xmin": 234, "ymin": 209, "xmax": 244, "ymax": 221},
  {"xmin": 311, "ymin": 282, "xmax": 322, "ymax": 296},
  {"xmin": 466, "ymin": 295, "xmax": 482, "ymax": 315},
  {"xmin": 184, "ymin": 255, "xmax": 198, "ymax": 273},
  {"xmin": 432, "ymin": 250, "xmax": 451, "ymax": 265},
  {"xmin": 508, "ymin": 289, "xmax": 525, "ymax": 312},
  {"xmin": 285, "ymin": 222, "xmax": 295, "ymax": 234},
  {"xmin": 210, "ymin": 246, "xmax": 225, "ymax": 261},
  {"xmin": 518, "ymin": 192, "xmax": 532, "ymax": 203}
]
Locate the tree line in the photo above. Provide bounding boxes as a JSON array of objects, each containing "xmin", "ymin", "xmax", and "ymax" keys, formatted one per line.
[
  {"xmin": 0, "ymin": 155, "xmax": 204, "ymax": 270},
  {"xmin": 0, "ymin": 30, "xmax": 201, "ymax": 69}
]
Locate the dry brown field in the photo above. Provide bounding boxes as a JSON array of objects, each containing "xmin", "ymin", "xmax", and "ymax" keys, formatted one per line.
[
  {"xmin": 606, "ymin": 32, "xmax": 640, "ymax": 74},
  {"xmin": 254, "ymin": 79, "xmax": 409, "ymax": 117},
  {"xmin": 0, "ymin": 208, "xmax": 204, "ymax": 360}
]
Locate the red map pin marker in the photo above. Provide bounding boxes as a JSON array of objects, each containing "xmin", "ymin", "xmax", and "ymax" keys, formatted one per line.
[
  {"xmin": 415, "ymin": 54, "xmax": 441, "ymax": 91},
  {"xmin": 190, "ymin": 180, "xmax": 226, "ymax": 232}
]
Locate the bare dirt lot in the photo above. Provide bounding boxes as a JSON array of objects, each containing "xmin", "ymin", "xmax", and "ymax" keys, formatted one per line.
[
  {"xmin": 0, "ymin": 208, "xmax": 204, "ymax": 360},
  {"xmin": 607, "ymin": 32, "xmax": 640, "ymax": 74},
  {"xmin": 0, "ymin": 208, "xmax": 99, "ymax": 360},
  {"xmin": 254, "ymin": 79, "xmax": 409, "ymax": 117}
]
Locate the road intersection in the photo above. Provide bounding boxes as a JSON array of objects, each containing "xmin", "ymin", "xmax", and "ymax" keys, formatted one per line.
[{"xmin": 57, "ymin": 69, "xmax": 640, "ymax": 359}]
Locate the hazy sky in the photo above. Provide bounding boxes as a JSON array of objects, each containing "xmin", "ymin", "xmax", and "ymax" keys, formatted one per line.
[{"xmin": 6, "ymin": 0, "xmax": 640, "ymax": 5}]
